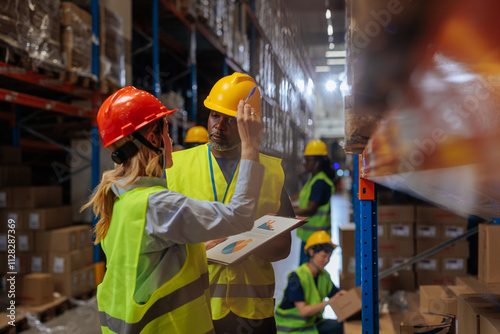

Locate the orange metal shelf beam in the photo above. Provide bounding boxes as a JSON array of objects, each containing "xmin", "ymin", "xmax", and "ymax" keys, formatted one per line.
[
  {"xmin": 0, "ymin": 61, "xmax": 96, "ymax": 100},
  {"xmin": 0, "ymin": 88, "xmax": 95, "ymax": 118}
]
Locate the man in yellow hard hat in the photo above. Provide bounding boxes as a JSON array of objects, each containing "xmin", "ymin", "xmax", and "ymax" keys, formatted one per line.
[
  {"xmin": 275, "ymin": 231, "xmax": 346, "ymax": 333},
  {"xmin": 294, "ymin": 140, "xmax": 336, "ymax": 265},
  {"xmin": 184, "ymin": 125, "xmax": 209, "ymax": 149},
  {"xmin": 166, "ymin": 72, "xmax": 294, "ymax": 333}
]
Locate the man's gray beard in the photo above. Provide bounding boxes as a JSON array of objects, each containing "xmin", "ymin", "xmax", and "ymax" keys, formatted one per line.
[{"xmin": 209, "ymin": 140, "xmax": 241, "ymax": 152}]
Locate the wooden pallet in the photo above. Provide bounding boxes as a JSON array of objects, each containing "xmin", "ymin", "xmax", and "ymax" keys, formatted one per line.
[
  {"xmin": 17, "ymin": 296, "xmax": 69, "ymax": 323},
  {"xmin": 0, "ymin": 313, "xmax": 28, "ymax": 334}
]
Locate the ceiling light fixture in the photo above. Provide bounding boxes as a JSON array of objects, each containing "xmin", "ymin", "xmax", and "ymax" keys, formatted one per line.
[
  {"xmin": 325, "ymin": 9, "xmax": 331, "ymax": 19},
  {"xmin": 315, "ymin": 66, "xmax": 331, "ymax": 73},
  {"xmin": 326, "ymin": 58, "xmax": 346, "ymax": 65},
  {"xmin": 326, "ymin": 80, "xmax": 337, "ymax": 91},
  {"xmin": 329, "ymin": 43, "xmax": 335, "ymax": 49},
  {"xmin": 325, "ymin": 50, "xmax": 346, "ymax": 58},
  {"xmin": 327, "ymin": 24, "xmax": 333, "ymax": 36}
]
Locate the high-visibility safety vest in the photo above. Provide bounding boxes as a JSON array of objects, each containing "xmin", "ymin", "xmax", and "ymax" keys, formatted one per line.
[
  {"xmin": 166, "ymin": 144, "xmax": 284, "ymax": 320},
  {"xmin": 275, "ymin": 264, "xmax": 333, "ymax": 334},
  {"xmin": 97, "ymin": 186, "xmax": 214, "ymax": 334},
  {"xmin": 296, "ymin": 171, "xmax": 334, "ymax": 242}
]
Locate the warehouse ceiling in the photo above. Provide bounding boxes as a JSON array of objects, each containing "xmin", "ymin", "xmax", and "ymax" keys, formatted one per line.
[{"xmin": 287, "ymin": 0, "xmax": 347, "ymax": 77}]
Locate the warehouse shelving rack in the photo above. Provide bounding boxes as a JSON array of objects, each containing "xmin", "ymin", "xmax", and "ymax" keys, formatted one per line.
[
  {"xmin": 348, "ymin": 0, "xmax": 500, "ymax": 332},
  {"xmin": 138, "ymin": 0, "xmax": 317, "ymax": 194},
  {"xmin": 0, "ymin": 0, "xmax": 103, "ymax": 266}
]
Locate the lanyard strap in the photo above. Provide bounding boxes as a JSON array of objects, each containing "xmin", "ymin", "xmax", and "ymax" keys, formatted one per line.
[{"xmin": 208, "ymin": 144, "xmax": 240, "ymax": 203}]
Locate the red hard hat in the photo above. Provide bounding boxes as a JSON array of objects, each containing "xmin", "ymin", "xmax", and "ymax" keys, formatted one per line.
[{"xmin": 97, "ymin": 86, "xmax": 177, "ymax": 147}]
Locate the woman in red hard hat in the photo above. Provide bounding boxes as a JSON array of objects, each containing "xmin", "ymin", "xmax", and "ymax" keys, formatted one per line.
[
  {"xmin": 275, "ymin": 231, "xmax": 346, "ymax": 334},
  {"xmin": 83, "ymin": 86, "xmax": 264, "ymax": 333}
]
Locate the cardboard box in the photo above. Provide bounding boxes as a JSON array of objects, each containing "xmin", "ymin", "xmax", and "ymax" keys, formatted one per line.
[
  {"xmin": 457, "ymin": 294, "xmax": 500, "ymax": 334},
  {"xmin": 53, "ymin": 271, "xmax": 79, "ymax": 296},
  {"xmin": 0, "ymin": 166, "xmax": 31, "ymax": 187},
  {"xmin": 416, "ymin": 206, "xmax": 468, "ymax": 225},
  {"xmin": 455, "ymin": 276, "xmax": 500, "ymax": 294},
  {"xmin": 479, "ymin": 224, "xmax": 500, "ymax": 284},
  {"xmin": 416, "ymin": 256, "xmax": 440, "ymax": 273},
  {"xmin": 49, "ymin": 247, "xmax": 93, "ymax": 274},
  {"xmin": 331, "ymin": 286, "xmax": 362, "ymax": 322},
  {"xmin": 379, "ymin": 239, "xmax": 414, "ymax": 256},
  {"xmin": 400, "ymin": 312, "xmax": 455, "ymax": 334},
  {"xmin": 0, "ymin": 188, "xmax": 12, "ymax": 208},
  {"xmin": 11, "ymin": 186, "xmax": 62, "ymax": 208},
  {"xmin": 30, "ymin": 253, "xmax": 47, "ymax": 273},
  {"xmin": 339, "ymin": 271, "xmax": 356, "ymax": 291},
  {"xmin": 417, "ymin": 272, "xmax": 455, "ymax": 286},
  {"xmin": 378, "ymin": 223, "xmax": 388, "ymax": 240},
  {"xmin": 480, "ymin": 313, "xmax": 500, "ymax": 334},
  {"xmin": 441, "ymin": 225, "xmax": 467, "ymax": 239},
  {"xmin": 36, "ymin": 225, "xmax": 90, "ymax": 252},
  {"xmin": 339, "ymin": 224, "xmax": 355, "ymax": 256},
  {"xmin": 26, "ymin": 206, "xmax": 72, "ymax": 230},
  {"xmin": 380, "ymin": 270, "xmax": 416, "ymax": 293},
  {"xmin": 416, "ymin": 224, "xmax": 439, "ymax": 239},
  {"xmin": 378, "ymin": 205, "xmax": 415, "ymax": 223},
  {"xmin": 20, "ymin": 273, "xmax": 54, "ymax": 306},
  {"xmin": 0, "ymin": 146, "xmax": 22, "ymax": 165},
  {"xmin": 0, "ymin": 209, "xmax": 23, "ymax": 232},
  {"xmin": 389, "ymin": 223, "xmax": 414, "ymax": 240},
  {"xmin": 420, "ymin": 285, "xmax": 456, "ymax": 314},
  {"xmin": 441, "ymin": 257, "xmax": 467, "ymax": 276},
  {"xmin": 416, "ymin": 239, "xmax": 469, "ymax": 258}
]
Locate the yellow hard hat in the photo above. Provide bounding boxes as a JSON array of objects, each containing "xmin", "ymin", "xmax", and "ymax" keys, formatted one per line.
[
  {"xmin": 304, "ymin": 231, "xmax": 336, "ymax": 254},
  {"xmin": 204, "ymin": 72, "xmax": 262, "ymax": 117},
  {"xmin": 304, "ymin": 140, "xmax": 328, "ymax": 156},
  {"xmin": 185, "ymin": 126, "xmax": 208, "ymax": 143}
]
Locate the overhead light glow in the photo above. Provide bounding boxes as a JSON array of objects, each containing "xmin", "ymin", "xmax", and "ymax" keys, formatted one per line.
[
  {"xmin": 327, "ymin": 25, "xmax": 333, "ymax": 36},
  {"xmin": 325, "ymin": 50, "xmax": 346, "ymax": 58},
  {"xmin": 315, "ymin": 66, "xmax": 330, "ymax": 73},
  {"xmin": 336, "ymin": 169, "xmax": 344, "ymax": 177},
  {"xmin": 326, "ymin": 80, "xmax": 337, "ymax": 91},
  {"xmin": 329, "ymin": 43, "xmax": 335, "ymax": 49},
  {"xmin": 328, "ymin": 36, "xmax": 334, "ymax": 43},
  {"xmin": 325, "ymin": 9, "xmax": 331, "ymax": 19},
  {"xmin": 326, "ymin": 58, "xmax": 346, "ymax": 65},
  {"xmin": 297, "ymin": 79, "xmax": 305, "ymax": 92}
]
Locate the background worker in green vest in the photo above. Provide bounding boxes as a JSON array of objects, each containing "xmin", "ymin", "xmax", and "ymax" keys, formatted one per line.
[
  {"xmin": 184, "ymin": 125, "xmax": 209, "ymax": 148},
  {"xmin": 294, "ymin": 140, "xmax": 336, "ymax": 265},
  {"xmin": 275, "ymin": 231, "xmax": 346, "ymax": 334},
  {"xmin": 166, "ymin": 72, "xmax": 295, "ymax": 334},
  {"xmin": 83, "ymin": 86, "xmax": 266, "ymax": 333}
]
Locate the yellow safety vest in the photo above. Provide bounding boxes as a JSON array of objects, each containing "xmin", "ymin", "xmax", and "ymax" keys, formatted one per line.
[
  {"xmin": 296, "ymin": 171, "xmax": 334, "ymax": 242},
  {"xmin": 166, "ymin": 144, "xmax": 284, "ymax": 320},
  {"xmin": 97, "ymin": 186, "xmax": 214, "ymax": 334},
  {"xmin": 275, "ymin": 264, "xmax": 333, "ymax": 334}
]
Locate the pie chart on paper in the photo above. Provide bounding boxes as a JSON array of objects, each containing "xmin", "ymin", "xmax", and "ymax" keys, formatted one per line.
[{"xmin": 221, "ymin": 239, "xmax": 253, "ymax": 254}]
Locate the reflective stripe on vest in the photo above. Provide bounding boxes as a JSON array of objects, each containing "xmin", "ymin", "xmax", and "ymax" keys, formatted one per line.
[
  {"xmin": 166, "ymin": 145, "xmax": 284, "ymax": 320},
  {"xmin": 98, "ymin": 186, "xmax": 213, "ymax": 334},
  {"xmin": 100, "ymin": 272, "xmax": 209, "ymax": 333},
  {"xmin": 275, "ymin": 264, "xmax": 333, "ymax": 334},
  {"xmin": 296, "ymin": 171, "xmax": 334, "ymax": 242}
]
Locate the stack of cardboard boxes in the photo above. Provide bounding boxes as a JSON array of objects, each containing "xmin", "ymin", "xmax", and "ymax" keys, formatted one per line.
[
  {"xmin": 415, "ymin": 206, "xmax": 469, "ymax": 285},
  {"xmin": 0, "ymin": 146, "xmax": 95, "ymax": 307},
  {"xmin": 409, "ymin": 224, "xmax": 500, "ymax": 333},
  {"xmin": 378, "ymin": 205, "xmax": 416, "ymax": 292},
  {"xmin": 339, "ymin": 204, "xmax": 470, "ymax": 294}
]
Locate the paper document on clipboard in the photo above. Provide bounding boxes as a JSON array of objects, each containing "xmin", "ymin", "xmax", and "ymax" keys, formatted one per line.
[{"xmin": 206, "ymin": 214, "xmax": 307, "ymax": 265}]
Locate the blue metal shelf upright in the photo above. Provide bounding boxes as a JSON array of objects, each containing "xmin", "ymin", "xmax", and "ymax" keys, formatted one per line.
[{"xmin": 355, "ymin": 154, "xmax": 379, "ymax": 334}]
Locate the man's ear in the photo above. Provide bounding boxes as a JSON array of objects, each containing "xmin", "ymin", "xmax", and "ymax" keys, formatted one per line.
[{"xmin": 308, "ymin": 249, "xmax": 314, "ymax": 258}]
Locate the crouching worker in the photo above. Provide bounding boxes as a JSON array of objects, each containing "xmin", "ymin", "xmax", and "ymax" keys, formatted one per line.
[
  {"xmin": 275, "ymin": 231, "xmax": 346, "ymax": 334},
  {"xmin": 83, "ymin": 86, "xmax": 264, "ymax": 333}
]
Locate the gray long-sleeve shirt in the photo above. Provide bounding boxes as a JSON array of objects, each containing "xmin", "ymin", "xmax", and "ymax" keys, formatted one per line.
[{"xmin": 110, "ymin": 159, "xmax": 264, "ymax": 303}]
